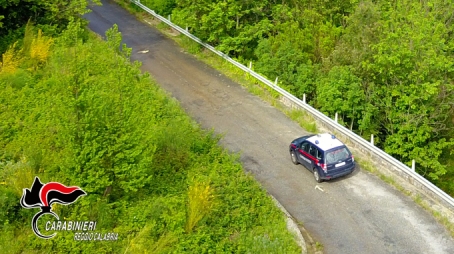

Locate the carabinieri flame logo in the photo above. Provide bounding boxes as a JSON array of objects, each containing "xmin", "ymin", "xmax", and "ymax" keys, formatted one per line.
[{"xmin": 20, "ymin": 177, "xmax": 86, "ymax": 239}]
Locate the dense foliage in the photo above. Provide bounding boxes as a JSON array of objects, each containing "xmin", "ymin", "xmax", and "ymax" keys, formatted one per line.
[
  {"xmin": 0, "ymin": 0, "xmax": 99, "ymax": 53},
  {"xmin": 140, "ymin": 0, "xmax": 454, "ymax": 194},
  {"xmin": 0, "ymin": 18, "xmax": 300, "ymax": 254}
]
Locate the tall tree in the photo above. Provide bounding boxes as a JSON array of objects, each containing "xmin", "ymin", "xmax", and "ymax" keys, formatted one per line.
[
  {"xmin": 317, "ymin": 66, "xmax": 365, "ymax": 131},
  {"xmin": 0, "ymin": 0, "xmax": 98, "ymax": 53},
  {"xmin": 363, "ymin": 0, "xmax": 454, "ymax": 179}
]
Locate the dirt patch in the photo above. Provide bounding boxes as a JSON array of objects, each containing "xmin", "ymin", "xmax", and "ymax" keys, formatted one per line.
[
  {"xmin": 143, "ymin": 17, "xmax": 180, "ymax": 37},
  {"xmin": 143, "ymin": 17, "xmax": 160, "ymax": 26}
]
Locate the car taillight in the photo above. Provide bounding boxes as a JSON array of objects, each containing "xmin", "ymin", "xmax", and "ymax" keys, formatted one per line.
[
  {"xmin": 351, "ymin": 155, "xmax": 354, "ymax": 162},
  {"xmin": 318, "ymin": 163, "xmax": 327, "ymax": 173}
]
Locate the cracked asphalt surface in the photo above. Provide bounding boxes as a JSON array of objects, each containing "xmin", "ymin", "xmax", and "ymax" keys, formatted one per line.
[{"xmin": 85, "ymin": 1, "xmax": 454, "ymax": 253}]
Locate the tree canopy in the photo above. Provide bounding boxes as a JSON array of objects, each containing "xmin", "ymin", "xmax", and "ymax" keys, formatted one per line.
[{"xmin": 0, "ymin": 0, "xmax": 99, "ymax": 53}]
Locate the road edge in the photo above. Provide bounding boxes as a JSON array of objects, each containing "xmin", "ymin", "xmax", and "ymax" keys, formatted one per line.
[{"xmin": 270, "ymin": 195, "xmax": 308, "ymax": 254}]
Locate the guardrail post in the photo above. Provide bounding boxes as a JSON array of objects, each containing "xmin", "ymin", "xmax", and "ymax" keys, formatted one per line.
[
  {"xmin": 168, "ymin": 15, "xmax": 171, "ymax": 22},
  {"xmin": 371, "ymin": 134, "xmax": 374, "ymax": 145},
  {"xmin": 185, "ymin": 26, "xmax": 188, "ymax": 32},
  {"xmin": 303, "ymin": 94, "xmax": 306, "ymax": 104},
  {"xmin": 335, "ymin": 112, "xmax": 338, "ymax": 123},
  {"xmin": 249, "ymin": 61, "xmax": 252, "ymax": 70},
  {"xmin": 274, "ymin": 77, "xmax": 279, "ymax": 86},
  {"xmin": 412, "ymin": 159, "xmax": 415, "ymax": 171}
]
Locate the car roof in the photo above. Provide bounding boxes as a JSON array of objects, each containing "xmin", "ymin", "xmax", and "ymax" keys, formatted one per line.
[{"xmin": 306, "ymin": 133, "xmax": 345, "ymax": 151}]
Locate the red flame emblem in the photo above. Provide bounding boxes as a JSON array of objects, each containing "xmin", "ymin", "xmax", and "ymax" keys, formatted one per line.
[{"xmin": 20, "ymin": 177, "xmax": 86, "ymax": 239}]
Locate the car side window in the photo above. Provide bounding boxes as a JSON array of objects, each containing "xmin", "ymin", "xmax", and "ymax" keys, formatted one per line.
[
  {"xmin": 309, "ymin": 145, "xmax": 318, "ymax": 158},
  {"xmin": 301, "ymin": 142, "xmax": 310, "ymax": 153},
  {"xmin": 316, "ymin": 149, "xmax": 322, "ymax": 160}
]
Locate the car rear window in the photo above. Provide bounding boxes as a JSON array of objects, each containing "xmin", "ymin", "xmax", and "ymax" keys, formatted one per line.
[{"xmin": 326, "ymin": 147, "xmax": 350, "ymax": 164}]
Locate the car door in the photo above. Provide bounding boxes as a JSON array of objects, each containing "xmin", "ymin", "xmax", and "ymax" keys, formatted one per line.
[
  {"xmin": 298, "ymin": 141, "xmax": 312, "ymax": 169},
  {"xmin": 308, "ymin": 144, "xmax": 320, "ymax": 167}
]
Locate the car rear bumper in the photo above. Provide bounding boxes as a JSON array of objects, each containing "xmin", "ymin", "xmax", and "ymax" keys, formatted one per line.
[{"xmin": 321, "ymin": 164, "xmax": 355, "ymax": 180}]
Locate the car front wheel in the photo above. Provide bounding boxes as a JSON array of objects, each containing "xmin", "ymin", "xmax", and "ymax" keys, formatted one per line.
[
  {"xmin": 313, "ymin": 168, "xmax": 322, "ymax": 183},
  {"xmin": 290, "ymin": 151, "xmax": 299, "ymax": 165}
]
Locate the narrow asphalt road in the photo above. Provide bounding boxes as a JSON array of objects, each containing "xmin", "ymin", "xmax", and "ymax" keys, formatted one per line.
[{"xmin": 85, "ymin": 1, "xmax": 454, "ymax": 253}]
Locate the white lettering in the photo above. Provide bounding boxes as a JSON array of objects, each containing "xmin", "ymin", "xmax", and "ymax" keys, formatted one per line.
[
  {"xmin": 301, "ymin": 156, "xmax": 311, "ymax": 164},
  {"xmin": 73, "ymin": 232, "xmax": 120, "ymax": 241},
  {"xmin": 88, "ymin": 221, "xmax": 94, "ymax": 231},
  {"xmin": 83, "ymin": 221, "xmax": 88, "ymax": 231},
  {"xmin": 46, "ymin": 221, "xmax": 51, "ymax": 231},
  {"xmin": 75, "ymin": 221, "xmax": 82, "ymax": 230}
]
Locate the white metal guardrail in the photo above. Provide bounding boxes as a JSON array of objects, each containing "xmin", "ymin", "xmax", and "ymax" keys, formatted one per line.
[{"xmin": 130, "ymin": 0, "xmax": 454, "ymax": 210}]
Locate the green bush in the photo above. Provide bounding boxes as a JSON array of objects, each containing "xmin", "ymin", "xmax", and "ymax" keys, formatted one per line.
[
  {"xmin": 142, "ymin": 0, "xmax": 176, "ymax": 16},
  {"xmin": 0, "ymin": 186, "xmax": 20, "ymax": 227},
  {"xmin": 0, "ymin": 21, "xmax": 301, "ymax": 253}
]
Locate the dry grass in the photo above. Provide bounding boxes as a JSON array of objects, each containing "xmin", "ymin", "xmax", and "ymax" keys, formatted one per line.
[
  {"xmin": 2, "ymin": 156, "xmax": 35, "ymax": 197},
  {"xmin": 0, "ymin": 42, "xmax": 21, "ymax": 74},
  {"xmin": 185, "ymin": 181, "xmax": 214, "ymax": 233},
  {"xmin": 29, "ymin": 29, "xmax": 54, "ymax": 68},
  {"xmin": 124, "ymin": 223, "xmax": 177, "ymax": 254}
]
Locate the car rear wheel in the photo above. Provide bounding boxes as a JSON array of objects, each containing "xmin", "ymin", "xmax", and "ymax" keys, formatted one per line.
[
  {"xmin": 313, "ymin": 168, "xmax": 322, "ymax": 183},
  {"xmin": 290, "ymin": 151, "xmax": 299, "ymax": 165}
]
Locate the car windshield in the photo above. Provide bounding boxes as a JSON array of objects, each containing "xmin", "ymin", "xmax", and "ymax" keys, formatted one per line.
[{"xmin": 326, "ymin": 147, "xmax": 350, "ymax": 164}]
